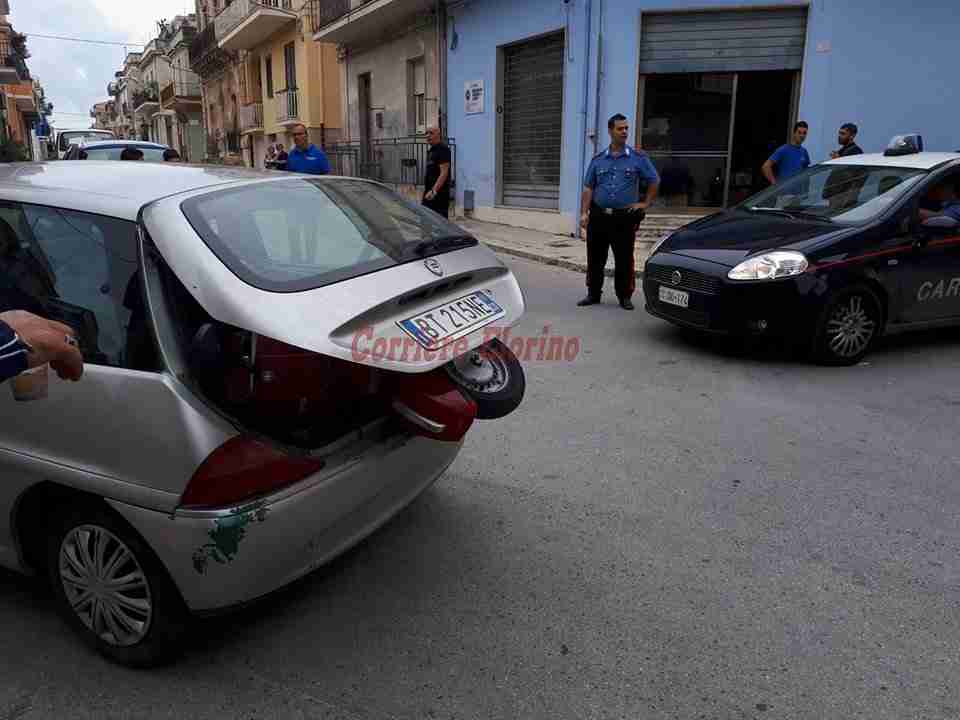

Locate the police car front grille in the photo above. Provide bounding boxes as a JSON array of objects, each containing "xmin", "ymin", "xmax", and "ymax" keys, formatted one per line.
[
  {"xmin": 653, "ymin": 302, "xmax": 709, "ymax": 329},
  {"xmin": 645, "ymin": 265, "xmax": 722, "ymax": 295}
]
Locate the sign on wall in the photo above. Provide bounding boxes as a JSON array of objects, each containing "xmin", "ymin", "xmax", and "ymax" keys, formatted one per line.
[{"xmin": 465, "ymin": 80, "xmax": 484, "ymax": 115}]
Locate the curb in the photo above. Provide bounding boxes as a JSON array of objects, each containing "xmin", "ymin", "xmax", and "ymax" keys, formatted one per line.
[{"xmin": 481, "ymin": 241, "xmax": 645, "ymax": 278}]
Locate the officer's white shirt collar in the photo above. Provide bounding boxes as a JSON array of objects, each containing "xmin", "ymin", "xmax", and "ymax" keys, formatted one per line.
[{"xmin": 605, "ymin": 146, "xmax": 632, "ymax": 158}]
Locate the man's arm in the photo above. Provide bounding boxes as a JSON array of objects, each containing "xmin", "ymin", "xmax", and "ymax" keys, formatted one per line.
[
  {"xmin": 427, "ymin": 163, "xmax": 450, "ymax": 199},
  {"xmin": 634, "ymin": 157, "xmax": 660, "ymax": 209},
  {"xmin": 0, "ymin": 311, "xmax": 83, "ymax": 382},
  {"xmin": 762, "ymin": 159, "xmax": 777, "ymax": 185},
  {"xmin": 318, "ymin": 150, "xmax": 331, "ymax": 175}
]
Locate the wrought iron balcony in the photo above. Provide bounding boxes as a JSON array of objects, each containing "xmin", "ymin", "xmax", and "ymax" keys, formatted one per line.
[
  {"xmin": 240, "ymin": 100, "xmax": 264, "ymax": 132},
  {"xmin": 160, "ymin": 80, "xmax": 202, "ymax": 108},
  {"xmin": 216, "ymin": 0, "xmax": 297, "ymax": 52},
  {"xmin": 276, "ymin": 88, "xmax": 300, "ymax": 125}
]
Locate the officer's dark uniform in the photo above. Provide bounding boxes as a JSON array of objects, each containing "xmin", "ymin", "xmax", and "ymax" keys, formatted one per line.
[{"xmin": 582, "ymin": 145, "xmax": 659, "ymax": 307}]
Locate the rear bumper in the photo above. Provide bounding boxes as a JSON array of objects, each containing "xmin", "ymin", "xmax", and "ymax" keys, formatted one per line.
[
  {"xmin": 642, "ymin": 252, "xmax": 823, "ymax": 338},
  {"xmin": 109, "ymin": 433, "xmax": 461, "ymax": 611}
]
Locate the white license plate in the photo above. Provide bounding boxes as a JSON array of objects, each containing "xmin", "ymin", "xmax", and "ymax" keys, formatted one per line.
[
  {"xmin": 397, "ymin": 290, "xmax": 505, "ymax": 350},
  {"xmin": 659, "ymin": 286, "xmax": 690, "ymax": 308}
]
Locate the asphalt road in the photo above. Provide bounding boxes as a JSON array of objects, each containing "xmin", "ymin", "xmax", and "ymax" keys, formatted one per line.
[{"xmin": 3, "ymin": 256, "xmax": 960, "ymax": 719}]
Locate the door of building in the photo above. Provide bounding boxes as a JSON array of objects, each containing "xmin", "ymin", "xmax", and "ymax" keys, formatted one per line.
[
  {"xmin": 500, "ymin": 30, "xmax": 565, "ymax": 210},
  {"xmin": 637, "ymin": 7, "xmax": 808, "ymax": 211}
]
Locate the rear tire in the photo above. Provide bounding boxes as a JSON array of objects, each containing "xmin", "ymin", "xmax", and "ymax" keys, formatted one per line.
[
  {"xmin": 445, "ymin": 338, "xmax": 525, "ymax": 419},
  {"xmin": 45, "ymin": 501, "xmax": 190, "ymax": 668},
  {"xmin": 812, "ymin": 285, "xmax": 882, "ymax": 366}
]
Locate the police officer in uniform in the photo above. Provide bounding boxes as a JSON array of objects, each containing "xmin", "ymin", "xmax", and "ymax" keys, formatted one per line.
[{"xmin": 579, "ymin": 114, "xmax": 660, "ymax": 310}]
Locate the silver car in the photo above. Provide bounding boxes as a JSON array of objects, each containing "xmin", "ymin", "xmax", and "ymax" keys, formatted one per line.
[{"xmin": 0, "ymin": 161, "xmax": 526, "ymax": 667}]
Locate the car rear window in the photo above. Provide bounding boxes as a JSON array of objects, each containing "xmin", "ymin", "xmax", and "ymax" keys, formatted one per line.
[
  {"xmin": 179, "ymin": 179, "xmax": 475, "ymax": 293},
  {"xmin": 60, "ymin": 131, "xmax": 113, "ymax": 151},
  {"xmin": 79, "ymin": 146, "xmax": 167, "ymax": 162}
]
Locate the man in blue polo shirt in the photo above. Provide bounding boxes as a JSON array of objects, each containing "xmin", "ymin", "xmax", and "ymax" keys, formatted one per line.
[
  {"xmin": 284, "ymin": 124, "xmax": 330, "ymax": 175},
  {"xmin": 762, "ymin": 121, "xmax": 811, "ymax": 185},
  {"xmin": 579, "ymin": 113, "xmax": 660, "ymax": 310}
]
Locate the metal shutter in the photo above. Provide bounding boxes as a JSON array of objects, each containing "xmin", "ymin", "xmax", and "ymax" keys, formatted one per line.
[
  {"xmin": 638, "ymin": 8, "xmax": 808, "ymax": 74},
  {"xmin": 502, "ymin": 31, "xmax": 564, "ymax": 209}
]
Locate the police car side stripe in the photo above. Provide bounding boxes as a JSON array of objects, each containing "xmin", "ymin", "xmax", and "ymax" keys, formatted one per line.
[{"xmin": 810, "ymin": 235, "xmax": 960, "ymax": 272}]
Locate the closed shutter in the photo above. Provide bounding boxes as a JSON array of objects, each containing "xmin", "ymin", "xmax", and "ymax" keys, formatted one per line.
[
  {"xmin": 638, "ymin": 8, "xmax": 807, "ymax": 74},
  {"xmin": 502, "ymin": 31, "xmax": 564, "ymax": 209}
]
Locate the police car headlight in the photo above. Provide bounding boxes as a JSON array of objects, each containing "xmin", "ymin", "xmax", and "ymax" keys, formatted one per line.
[{"xmin": 728, "ymin": 251, "xmax": 808, "ymax": 281}]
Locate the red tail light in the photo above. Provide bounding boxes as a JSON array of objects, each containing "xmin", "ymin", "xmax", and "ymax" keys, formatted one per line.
[
  {"xmin": 180, "ymin": 435, "xmax": 325, "ymax": 510},
  {"xmin": 389, "ymin": 369, "xmax": 477, "ymax": 442}
]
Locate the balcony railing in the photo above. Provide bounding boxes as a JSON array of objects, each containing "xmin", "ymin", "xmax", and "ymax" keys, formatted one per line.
[
  {"xmin": 160, "ymin": 80, "xmax": 202, "ymax": 106},
  {"xmin": 0, "ymin": 52, "xmax": 30, "ymax": 81},
  {"xmin": 189, "ymin": 24, "xmax": 219, "ymax": 66},
  {"xmin": 132, "ymin": 88, "xmax": 160, "ymax": 111},
  {"xmin": 240, "ymin": 101, "xmax": 264, "ymax": 132},
  {"xmin": 325, "ymin": 136, "xmax": 457, "ymax": 189},
  {"xmin": 276, "ymin": 88, "xmax": 300, "ymax": 124},
  {"xmin": 215, "ymin": 0, "xmax": 295, "ymax": 38},
  {"xmin": 309, "ymin": 0, "xmax": 351, "ymax": 33}
]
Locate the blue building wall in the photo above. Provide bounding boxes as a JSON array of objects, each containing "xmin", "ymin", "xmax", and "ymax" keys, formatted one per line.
[{"xmin": 446, "ymin": 0, "xmax": 959, "ymax": 234}]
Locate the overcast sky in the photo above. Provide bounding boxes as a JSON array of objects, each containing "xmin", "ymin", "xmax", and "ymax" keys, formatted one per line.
[{"xmin": 10, "ymin": 0, "xmax": 195, "ymax": 130}]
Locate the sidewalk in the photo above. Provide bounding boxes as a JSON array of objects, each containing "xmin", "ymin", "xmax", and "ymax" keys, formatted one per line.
[{"xmin": 454, "ymin": 215, "xmax": 696, "ymax": 278}]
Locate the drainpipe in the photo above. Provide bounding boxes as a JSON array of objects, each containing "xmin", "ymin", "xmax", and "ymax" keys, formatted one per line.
[
  {"xmin": 592, "ymin": 0, "xmax": 603, "ymax": 156},
  {"xmin": 438, "ymin": 0, "xmax": 447, "ymax": 136},
  {"xmin": 574, "ymin": 0, "xmax": 593, "ymax": 237}
]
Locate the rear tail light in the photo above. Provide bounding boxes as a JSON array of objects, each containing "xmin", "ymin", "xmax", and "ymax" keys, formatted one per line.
[{"xmin": 180, "ymin": 435, "xmax": 325, "ymax": 510}]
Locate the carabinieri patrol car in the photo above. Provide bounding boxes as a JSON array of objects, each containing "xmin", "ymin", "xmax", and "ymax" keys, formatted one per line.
[{"xmin": 643, "ymin": 135, "xmax": 960, "ymax": 365}]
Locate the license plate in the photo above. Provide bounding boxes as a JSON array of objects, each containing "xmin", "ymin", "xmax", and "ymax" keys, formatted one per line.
[
  {"xmin": 397, "ymin": 290, "xmax": 505, "ymax": 350},
  {"xmin": 659, "ymin": 286, "xmax": 689, "ymax": 308}
]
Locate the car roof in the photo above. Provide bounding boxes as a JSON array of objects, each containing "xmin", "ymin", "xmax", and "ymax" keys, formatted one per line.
[
  {"xmin": 0, "ymin": 161, "xmax": 315, "ymax": 221},
  {"xmin": 75, "ymin": 140, "xmax": 168, "ymax": 149},
  {"xmin": 822, "ymin": 151, "xmax": 960, "ymax": 170}
]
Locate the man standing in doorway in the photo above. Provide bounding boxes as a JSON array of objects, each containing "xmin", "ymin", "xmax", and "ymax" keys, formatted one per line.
[
  {"xmin": 423, "ymin": 126, "xmax": 452, "ymax": 219},
  {"xmin": 831, "ymin": 123, "xmax": 863, "ymax": 159},
  {"xmin": 579, "ymin": 114, "xmax": 659, "ymax": 311},
  {"xmin": 762, "ymin": 121, "xmax": 811, "ymax": 185},
  {"xmin": 284, "ymin": 125, "xmax": 330, "ymax": 175}
]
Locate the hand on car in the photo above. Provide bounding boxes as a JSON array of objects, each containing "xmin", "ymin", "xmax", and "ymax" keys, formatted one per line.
[
  {"xmin": 0, "ymin": 310, "xmax": 83, "ymax": 381},
  {"xmin": 425, "ymin": 190, "xmax": 437, "ymax": 201}
]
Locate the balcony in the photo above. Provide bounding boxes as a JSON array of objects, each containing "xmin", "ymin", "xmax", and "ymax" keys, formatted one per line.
[
  {"xmin": 0, "ymin": 49, "xmax": 30, "ymax": 83},
  {"xmin": 309, "ymin": 0, "xmax": 435, "ymax": 44},
  {"xmin": 4, "ymin": 82, "xmax": 36, "ymax": 112},
  {"xmin": 160, "ymin": 79, "xmax": 202, "ymax": 109},
  {"xmin": 132, "ymin": 87, "xmax": 160, "ymax": 116},
  {"xmin": 189, "ymin": 24, "xmax": 233, "ymax": 78},
  {"xmin": 275, "ymin": 88, "xmax": 300, "ymax": 125},
  {"xmin": 217, "ymin": 0, "xmax": 297, "ymax": 53},
  {"xmin": 240, "ymin": 100, "xmax": 264, "ymax": 133}
]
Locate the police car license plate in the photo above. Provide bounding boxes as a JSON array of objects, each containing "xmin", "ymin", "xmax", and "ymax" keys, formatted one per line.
[
  {"xmin": 398, "ymin": 290, "xmax": 505, "ymax": 350},
  {"xmin": 659, "ymin": 286, "xmax": 689, "ymax": 308}
]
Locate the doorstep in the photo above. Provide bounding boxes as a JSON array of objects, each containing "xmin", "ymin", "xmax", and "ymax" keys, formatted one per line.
[{"xmin": 453, "ymin": 216, "xmax": 694, "ymax": 278}]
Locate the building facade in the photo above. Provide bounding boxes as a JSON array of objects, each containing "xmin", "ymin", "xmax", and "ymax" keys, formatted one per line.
[
  {"xmin": 310, "ymin": 0, "xmax": 444, "ymax": 194},
  {"xmin": 159, "ymin": 16, "xmax": 205, "ymax": 162},
  {"xmin": 445, "ymin": 0, "xmax": 960, "ymax": 236}
]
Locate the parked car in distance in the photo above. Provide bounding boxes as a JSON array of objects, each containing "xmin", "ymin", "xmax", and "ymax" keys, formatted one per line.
[
  {"xmin": 51, "ymin": 129, "xmax": 115, "ymax": 159},
  {"xmin": 63, "ymin": 140, "xmax": 171, "ymax": 162},
  {"xmin": 0, "ymin": 161, "xmax": 527, "ymax": 667}
]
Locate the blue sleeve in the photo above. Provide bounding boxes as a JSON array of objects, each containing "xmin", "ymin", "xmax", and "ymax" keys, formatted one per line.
[
  {"xmin": 318, "ymin": 150, "xmax": 331, "ymax": 175},
  {"xmin": 803, "ymin": 148, "xmax": 811, "ymax": 168},
  {"xmin": 769, "ymin": 145, "xmax": 785, "ymax": 165},
  {"xmin": 0, "ymin": 320, "xmax": 29, "ymax": 383},
  {"xmin": 637, "ymin": 155, "xmax": 659, "ymax": 184},
  {"xmin": 583, "ymin": 158, "xmax": 598, "ymax": 188}
]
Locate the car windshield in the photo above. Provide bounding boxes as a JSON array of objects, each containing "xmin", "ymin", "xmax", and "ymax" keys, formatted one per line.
[
  {"xmin": 179, "ymin": 178, "xmax": 477, "ymax": 292},
  {"xmin": 78, "ymin": 146, "xmax": 167, "ymax": 162},
  {"xmin": 736, "ymin": 164, "xmax": 927, "ymax": 224},
  {"xmin": 60, "ymin": 131, "xmax": 112, "ymax": 151}
]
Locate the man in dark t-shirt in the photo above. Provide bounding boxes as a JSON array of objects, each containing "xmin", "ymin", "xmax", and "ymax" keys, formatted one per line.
[{"xmin": 423, "ymin": 127, "xmax": 451, "ymax": 218}]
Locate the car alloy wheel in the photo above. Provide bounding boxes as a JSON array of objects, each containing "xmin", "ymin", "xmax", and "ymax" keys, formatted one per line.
[
  {"xmin": 825, "ymin": 295, "xmax": 877, "ymax": 359},
  {"xmin": 814, "ymin": 285, "xmax": 882, "ymax": 366},
  {"xmin": 58, "ymin": 524, "xmax": 153, "ymax": 647}
]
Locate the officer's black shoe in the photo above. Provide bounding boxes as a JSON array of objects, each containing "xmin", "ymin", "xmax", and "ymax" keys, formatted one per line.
[
  {"xmin": 577, "ymin": 295, "xmax": 601, "ymax": 307},
  {"xmin": 619, "ymin": 298, "xmax": 635, "ymax": 310}
]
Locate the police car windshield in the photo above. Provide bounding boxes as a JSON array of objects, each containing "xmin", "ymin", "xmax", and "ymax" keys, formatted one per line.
[
  {"xmin": 738, "ymin": 165, "xmax": 926, "ymax": 225},
  {"xmin": 180, "ymin": 178, "xmax": 476, "ymax": 292}
]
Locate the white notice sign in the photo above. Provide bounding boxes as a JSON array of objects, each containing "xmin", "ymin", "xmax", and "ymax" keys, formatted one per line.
[{"xmin": 465, "ymin": 80, "xmax": 484, "ymax": 115}]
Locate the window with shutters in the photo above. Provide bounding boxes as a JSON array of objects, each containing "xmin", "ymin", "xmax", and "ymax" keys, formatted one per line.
[
  {"xmin": 499, "ymin": 31, "xmax": 564, "ymax": 210},
  {"xmin": 409, "ymin": 57, "xmax": 426, "ymax": 135}
]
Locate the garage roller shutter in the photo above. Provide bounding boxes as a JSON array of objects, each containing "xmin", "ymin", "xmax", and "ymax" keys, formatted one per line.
[
  {"xmin": 639, "ymin": 8, "xmax": 808, "ymax": 74},
  {"xmin": 502, "ymin": 31, "xmax": 564, "ymax": 209}
]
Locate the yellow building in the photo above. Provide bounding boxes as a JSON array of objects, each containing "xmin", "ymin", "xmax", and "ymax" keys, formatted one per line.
[{"xmin": 209, "ymin": 0, "xmax": 342, "ymax": 168}]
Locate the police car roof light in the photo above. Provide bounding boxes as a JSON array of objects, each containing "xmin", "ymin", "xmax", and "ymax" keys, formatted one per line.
[{"xmin": 884, "ymin": 134, "xmax": 924, "ymax": 156}]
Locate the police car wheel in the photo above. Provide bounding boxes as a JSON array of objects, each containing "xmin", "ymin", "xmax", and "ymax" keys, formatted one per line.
[
  {"xmin": 445, "ymin": 338, "xmax": 525, "ymax": 419},
  {"xmin": 812, "ymin": 285, "xmax": 882, "ymax": 366}
]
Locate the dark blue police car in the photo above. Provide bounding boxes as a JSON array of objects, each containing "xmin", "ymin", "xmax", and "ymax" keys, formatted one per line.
[{"xmin": 643, "ymin": 135, "xmax": 960, "ymax": 365}]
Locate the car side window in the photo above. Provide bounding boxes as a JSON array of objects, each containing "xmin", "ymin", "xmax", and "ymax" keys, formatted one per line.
[{"xmin": 0, "ymin": 202, "xmax": 160, "ymax": 371}]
